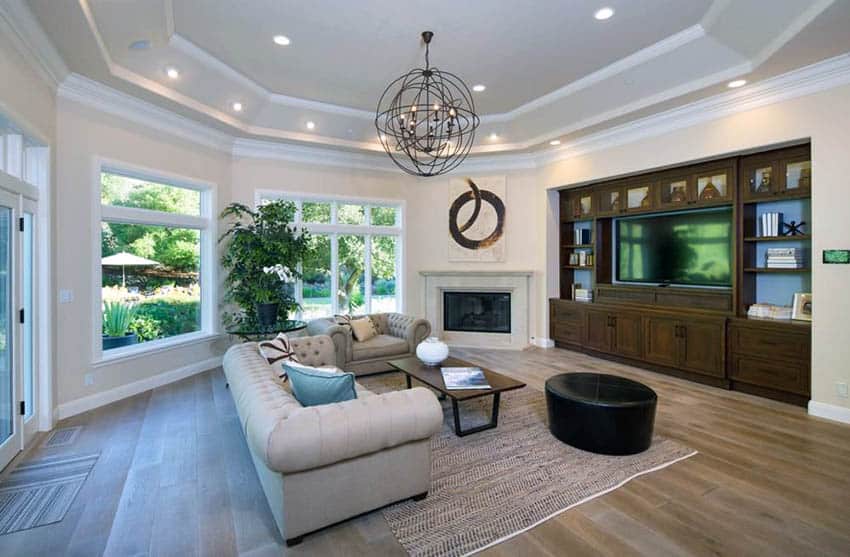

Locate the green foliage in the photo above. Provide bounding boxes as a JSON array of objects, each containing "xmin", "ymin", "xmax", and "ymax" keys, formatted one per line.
[
  {"xmin": 371, "ymin": 206, "xmax": 397, "ymax": 226},
  {"xmin": 101, "ymin": 172, "xmax": 200, "ymax": 215},
  {"xmin": 135, "ymin": 299, "xmax": 199, "ymax": 337},
  {"xmin": 302, "ymin": 201, "xmax": 331, "ymax": 223},
  {"xmin": 219, "ymin": 201, "xmax": 310, "ymax": 326},
  {"xmin": 103, "ymin": 301, "xmax": 137, "ymax": 337},
  {"xmin": 128, "ymin": 314, "xmax": 161, "ymax": 342}
]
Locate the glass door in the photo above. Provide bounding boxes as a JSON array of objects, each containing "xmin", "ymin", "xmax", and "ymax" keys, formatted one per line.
[
  {"xmin": 0, "ymin": 190, "xmax": 19, "ymax": 470},
  {"xmin": 21, "ymin": 201, "xmax": 36, "ymax": 443}
]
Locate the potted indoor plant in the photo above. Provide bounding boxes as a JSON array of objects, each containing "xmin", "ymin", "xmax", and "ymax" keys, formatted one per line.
[
  {"xmin": 219, "ymin": 201, "xmax": 310, "ymax": 329},
  {"xmin": 102, "ymin": 300, "xmax": 139, "ymax": 350}
]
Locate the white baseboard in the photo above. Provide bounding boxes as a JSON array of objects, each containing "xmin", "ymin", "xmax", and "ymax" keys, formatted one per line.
[
  {"xmin": 531, "ymin": 337, "xmax": 555, "ymax": 348},
  {"xmin": 808, "ymin": 400, "xmax": 850, "ymax": 425},
  {"xmin": 55, "ymin": 356, "xmax": 223, "ymax": 420}
]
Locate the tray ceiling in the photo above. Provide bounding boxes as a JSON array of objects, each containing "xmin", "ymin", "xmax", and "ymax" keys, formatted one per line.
[{"xmin": 23, "ymin": 0, "xmax": 850, "ymax": 155}]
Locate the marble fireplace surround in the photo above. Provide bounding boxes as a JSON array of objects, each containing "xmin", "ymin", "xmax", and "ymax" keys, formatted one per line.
[{"xmin": 420, "ymin": 271, "xmax": 533, "ymax": 350}]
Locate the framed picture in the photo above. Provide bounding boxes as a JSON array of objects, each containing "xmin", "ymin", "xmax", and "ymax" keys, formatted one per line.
[{"xmin": 791, "ymin": 292, "xmax": 812, "ymax": 321}]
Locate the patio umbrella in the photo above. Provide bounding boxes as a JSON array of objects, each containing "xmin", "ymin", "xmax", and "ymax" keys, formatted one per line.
[{"xmin": 101, "ymin": 252, "xmax": 160, "ymax": 287}]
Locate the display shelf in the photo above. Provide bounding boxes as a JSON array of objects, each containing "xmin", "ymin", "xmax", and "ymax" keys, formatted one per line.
[
  {"xmin": 743, "ymin": 235, "xmax": 810, "ymax": 242},
  {"xmin": 561, "ymin": 244, "xmax": 594, "ymax": 249},
  {"xmin": 743, "ymin": 267, "xmax": 810, "ymax": 273}
]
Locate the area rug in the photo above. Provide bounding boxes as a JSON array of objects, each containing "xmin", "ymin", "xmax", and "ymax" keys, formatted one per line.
[
  {"xmin": 360, "ymin": 374, "xmax": 696, "ymax": 557},
  {"xmin": 0, "ymin": 453, "xmax": 99, "ymax": 534}
]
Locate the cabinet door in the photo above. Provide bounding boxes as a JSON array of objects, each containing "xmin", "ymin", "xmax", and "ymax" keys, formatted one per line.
[
  {"xmin": 657, "ymin": 174, "xmax": 692, "ymax": 210},
  {"xmin": 741, "ymin": 159, "xmax": 779, "ymax": 202},
  {"xmin": 642, "ymin": 316, "xmax": 679, "ymax": 367},
  {"xmin": 612, "ymin": 312, "xmax": 642, "ymax": 358},
  {"xmin": 596, "ymin": 185, "xmax": 624, "ymax": 216},
  {"xmin": 693, "ymin": 167, "xmax": 732, "ymax": 205},
  {"xmin": 584, "ymin": 309, "xmax": 612, "ymax": 353},
  {"xmin": 624, "ymin": 182, "xmax": 654, "ymax": 213},
  {"xmin": 568, "ymin": 190, "xmax": 594, "ymax": 220},
  {"xmin": 780, "ymin": 155, "xmax": 811, "ymax": 197},
  {"xmin": 679, "ymin": 318, "xmax": 725, "ymax": 377}
]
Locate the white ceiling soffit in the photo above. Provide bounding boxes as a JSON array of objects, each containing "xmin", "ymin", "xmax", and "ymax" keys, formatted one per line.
[{"xmin": 20, "ymin": 0, "xmax": 850, "ymax": 154}]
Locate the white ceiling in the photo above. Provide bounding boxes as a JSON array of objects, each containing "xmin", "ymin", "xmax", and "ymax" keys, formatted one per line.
[{"xmin": 21, "ymin": 0, "xmax": 850, "ymax": 155}]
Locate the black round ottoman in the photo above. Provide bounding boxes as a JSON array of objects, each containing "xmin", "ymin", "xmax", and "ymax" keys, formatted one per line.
[{"xmin": 545, "ymin": 373, "xmax": 657, "ymax": 455}]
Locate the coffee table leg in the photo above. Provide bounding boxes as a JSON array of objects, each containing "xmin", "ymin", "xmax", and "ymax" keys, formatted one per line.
[
  {"xmin": 405, "ymin": 374, "xmax": 412, "ymax": 389},
  {"xmin": 452, "ymin": 392, "xmax": 501, "ymax": 437}
]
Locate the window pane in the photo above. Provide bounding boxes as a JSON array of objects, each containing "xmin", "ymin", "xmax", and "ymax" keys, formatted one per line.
[
  {"xmin": 302, "ymin": 201, "xmax": 331, "ymax": 223},
  {"xmin": 371, "ymin": 206, "xmax": 397, "ymax": 226},
  {"xmin": 101, "ymin": 171, "xmax": 201, "ymax": 216},
  {"xmin": 101, "ymin": 222, "xmax": 201, "ymax": 350},
  {"xmin": 338, "ymin": 235, "xmax": 365, "ymax": 314},
  {"xmin": 23, "ymin": 213, "xmax": 34, "ymax": 417},
  {"xmin": 302, "ymin": 234, "xmax": 332, "ymax": 319},
  {"xmin": 371, "ymin": 235, "xmax": 397, "ymax": 313},
  {"xmin": 338, "ymin": 204, "xmax": 365, "ymax": 225}
]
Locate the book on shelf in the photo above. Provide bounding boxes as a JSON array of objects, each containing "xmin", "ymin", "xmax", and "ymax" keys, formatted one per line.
[
  {"xmin": 578, "ymin": 251, "xmax": 587, "ymax": 267},
  {"xmin": 573, "ymin": 228, "xmax": 591, "ymax": 245},
  {"xmin": 440, "ymin": 367, "xmax": 490, "ymax": 390},
  {"xmin": 759, "ymin": 212, "xmax": 784, "ymax": 237},
  {"xmin": 574, "ymin": 288, "xmax": 593, "ymax": 302},
  {"xmin": 765, "ymin": 247, "xmax": 806, "ymax": 268},
  {"xmin": 747, "ymin": 303, "xmax": 792, "ymax": 320}
]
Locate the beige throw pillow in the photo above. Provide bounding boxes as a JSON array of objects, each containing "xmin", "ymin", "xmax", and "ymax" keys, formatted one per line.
[{"xmin": 349, "ymin": 316, "xmax": 378, "ymax": 342}]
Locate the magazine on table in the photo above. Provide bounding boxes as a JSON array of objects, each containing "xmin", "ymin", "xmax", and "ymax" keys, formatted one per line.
[{"xmin": 441, "ymin": 367, "xmax": 491, "ymax": 390}]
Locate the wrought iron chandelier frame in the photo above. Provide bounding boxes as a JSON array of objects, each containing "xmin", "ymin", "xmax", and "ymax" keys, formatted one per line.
[{"xmin": 375, "ymin": 31, "xmax": 480, "ymax": 177}]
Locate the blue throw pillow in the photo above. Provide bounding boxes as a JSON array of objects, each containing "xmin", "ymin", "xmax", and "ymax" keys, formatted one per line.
[{"xmin": 283, "ymin": 363, "xmax": 357, "ymax": 407}]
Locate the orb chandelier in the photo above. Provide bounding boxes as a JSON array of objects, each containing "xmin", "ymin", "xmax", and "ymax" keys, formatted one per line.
[{"xmin": 375, "ymin": 31, "xmax": 480, "ymax": 177}]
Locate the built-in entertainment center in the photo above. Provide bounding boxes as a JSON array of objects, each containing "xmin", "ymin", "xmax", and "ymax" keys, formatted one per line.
[{"xmin": 551, "ymin": 143, "xmax": 812, "ymax": 405}]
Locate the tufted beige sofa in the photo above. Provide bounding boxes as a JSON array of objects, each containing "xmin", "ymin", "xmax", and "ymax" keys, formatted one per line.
[
  {"xmin": 306, "ymin": 312, "xmax": 431, "ymax": 375},
  {"xmin": 222, "ymin": 335, "xmax": 443, "ymax": 546}
]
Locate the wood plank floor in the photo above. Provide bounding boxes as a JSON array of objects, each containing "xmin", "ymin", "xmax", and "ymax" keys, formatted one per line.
[{"xmin": 1, "ymin": 346, "xmax": 849, "ymax": 556}]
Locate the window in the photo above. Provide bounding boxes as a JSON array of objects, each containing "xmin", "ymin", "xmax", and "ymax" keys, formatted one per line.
[
  {"xmin": 98, "ymin": 168, "xmax": 213, "ymax": 357},
  {"xmin": 258, "ymin": 193, "xmax": 403, "ymax": 318}
]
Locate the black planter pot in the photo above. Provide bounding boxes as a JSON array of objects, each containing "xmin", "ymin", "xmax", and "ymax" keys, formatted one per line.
[
  {"xmin": 257, "ymin": 302, "xmax": 280, "ymax": 329},
  {"xmin": 102, "ymin": 332, "xmax": 138, "ymax": 351}
]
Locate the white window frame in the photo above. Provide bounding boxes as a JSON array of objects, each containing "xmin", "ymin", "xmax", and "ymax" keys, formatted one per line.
[
  {"xmin": 255, "ymin": 190, "xmax": 405, "ymax": 317},
  {"xmin": 92, "ymin": 159, "xmax": 217, "ymax": 364}
]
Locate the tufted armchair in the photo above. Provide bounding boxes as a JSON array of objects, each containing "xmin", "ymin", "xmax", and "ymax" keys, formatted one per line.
[
  {"xmin": 306, "ymin": 312, "xmax": 431, "ymax": 376},
  {"xmin": 222, "ymin": 336, "xmax": 443, "ymax": 546}
]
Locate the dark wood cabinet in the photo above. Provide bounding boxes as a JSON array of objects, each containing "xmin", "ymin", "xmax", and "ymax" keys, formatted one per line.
[
  {"xmin": 584, "ymin": 309, "xmax": 612, "ymax": 353},
  {"xmin": 613, "ymin": 312, "xmax": 642, "ymax": 358},
  {"xmin": 550, "ymin": 300, "xmax": 584, "ymax": 346},
  {"xmin": 741, "ymin": 145, "xmax": 810, "ymax": 202},
  {"xmin": 642, "ymin": 315, "xmax": 725, "ymax": 377},
  {"xmin": 565, "ymin": 189, "xmax": 594, "ymax": 220}
]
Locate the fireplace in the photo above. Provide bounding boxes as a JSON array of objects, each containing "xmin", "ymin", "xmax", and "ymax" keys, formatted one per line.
[{"xmin": 443, "ymin": 292, "xmax": 511, "ymax": 334}]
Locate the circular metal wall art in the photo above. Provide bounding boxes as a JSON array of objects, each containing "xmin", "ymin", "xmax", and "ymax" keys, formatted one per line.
[
  {"xmin": 449, "ymin": 179, "xmax": 505, "ymax": 250},
  {"xmin": 375, "ymin": 31, "xmax": 480, "ymax": 177}
]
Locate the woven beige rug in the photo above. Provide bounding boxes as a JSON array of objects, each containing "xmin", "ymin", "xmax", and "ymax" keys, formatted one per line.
[{"xmin": 360, "ymin": 373, "xmax": 696, "ymax": 557}]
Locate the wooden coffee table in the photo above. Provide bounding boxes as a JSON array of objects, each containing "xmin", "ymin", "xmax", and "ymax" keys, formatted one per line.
[{"xmin": 387, "ymin": 356, "xmax": 526, "ymax": 437}]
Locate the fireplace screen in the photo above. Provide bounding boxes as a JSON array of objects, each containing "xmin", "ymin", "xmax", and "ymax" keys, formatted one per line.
[{"xmin": 443, "ymin": 291, "xmax": 511, "ymax": 333}]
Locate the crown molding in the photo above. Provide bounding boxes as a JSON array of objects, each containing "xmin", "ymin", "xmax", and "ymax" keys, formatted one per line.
[
  {"xmin": 57, "ymin": 73, "xmax": 233, "ymax": 153},
  {"xmin": 52, "ymin": 51, "xmax": 850, "ymax": 176},
  {"xmin": 0, "ymin": 0, "xmax": 69, "ymax": 90},
  {"xmin": 537, "ymin": 52, "xmax": 850, "ymax": 167}
]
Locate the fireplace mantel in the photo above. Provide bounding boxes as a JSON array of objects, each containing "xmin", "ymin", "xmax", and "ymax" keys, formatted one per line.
[{"xmin": 420, "ymin": 270, "xmax": 533, "ymax": 350}]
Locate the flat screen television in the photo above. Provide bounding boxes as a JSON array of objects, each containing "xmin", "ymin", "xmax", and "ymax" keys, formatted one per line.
[{"xmin": 615, "ymin": 208, "xmax": 733, "ymax": 287}]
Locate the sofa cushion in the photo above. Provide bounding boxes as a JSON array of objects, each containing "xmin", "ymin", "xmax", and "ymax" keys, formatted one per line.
[
  {"xmin": 351, "ymin": 334, "xmax": 410, "ymax": 360},
  {"xmin": 285, "ymin": 363, "xmax": 358, "ymax": 407},
  {"xmin": 350, "ymin": 316, "xmax": 379, "ymax": 342}
]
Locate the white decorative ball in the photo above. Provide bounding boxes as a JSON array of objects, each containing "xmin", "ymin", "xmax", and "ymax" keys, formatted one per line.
[{"xmin": 416, "ymin": 337, "xmax": 449, "ymax": 366}]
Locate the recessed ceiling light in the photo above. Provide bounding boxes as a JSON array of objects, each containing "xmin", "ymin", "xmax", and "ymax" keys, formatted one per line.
[
  {"xmin": 727, "ymin": 79, "xmax": 747, "ymax": 88},
  {"xmin": 273, "ymin": 35, "xmax": 291, "ymax": 46},
  {"xmin": 550, "ymin": 139, "xmax": 561, "ymax": 146},
  {"xmin": 472, "ymin": 84, "xmax": 486, "ymax": 92},
  {"xmin": 594, "ymin": 7, "xmax": 615, "ymax": 20},
  {"xmin": 232, "ymin": 102, "xmax": 243, "ymax": 112},
  {"xmin": 306, "ymin": 121, "xmax": 316, "ymax": 130},
  {"xmin": 489, "ymin": 132, "xmax": 499, "ymax": 140},
  {"xmin": 129, "ymin": 39, "xmax": 151, "ymax": 51},
  {"xmin": 166, "ymin": 67, "xmax": 179, "ymax": 79}
]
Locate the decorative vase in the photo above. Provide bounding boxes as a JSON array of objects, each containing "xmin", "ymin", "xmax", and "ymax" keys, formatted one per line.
[
  {"xmin": 102, "ymin": 332, "xmax": 138, "ymax": 351},
  {"xmin": 416, "ymin": 337, "xmax": 449, "ymax": 366},
  {"xmin": 257, "ymin": 302, "xmax": 279, "ymax": 329}
]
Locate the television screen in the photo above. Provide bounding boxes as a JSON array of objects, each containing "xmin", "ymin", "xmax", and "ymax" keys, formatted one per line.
[{"xmin": 616, "ymin": 208, "xmax": 733, "ymax": 287}]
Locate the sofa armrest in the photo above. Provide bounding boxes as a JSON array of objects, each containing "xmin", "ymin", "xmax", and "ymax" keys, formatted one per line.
[
  {"xmin": 266, "ymin": 387, "xmax": 443, "ymax": 474},
  {"xmin": 384, "ymin": 313, "xmax": 431, "ymax": 353},
  {"xmin": 306, "ymin": 318, "xmax": 351, "ymax": 368}
]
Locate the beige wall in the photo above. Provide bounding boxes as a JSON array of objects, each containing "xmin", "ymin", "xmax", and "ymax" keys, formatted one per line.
[
  {"xmin": 0, "ymin": 32, "xmax": 55, "ymax": 143},
  {"xmin": 537, "ymin": 83, "xmax": 850, "ymax": 412},
  {"xmin": 54, "ymin": 98, "xmax": 231, "ymax": 406}
]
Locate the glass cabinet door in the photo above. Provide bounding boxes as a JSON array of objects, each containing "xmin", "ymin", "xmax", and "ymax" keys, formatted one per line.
[
  {"xmin": 695, "ymin": 170, "xmax": 731, "ymax": 203},
  {"xmin": 658, "ymin": 176, "xmax": 691, "ymax": 209},
  {"xmin": 596, "ymin": 186, "xmax": 623, "ymax": 216},
  {"xmin": 625, "ymin": 183, "xmax": 654, "ymax": 212},
  {"xmin": 742, "ymin": 162, "xmax": 777, "ymax": 201},
  {"xmin": 569, "ymin": 191, "xmax": 594, "ymax": 220},
  {"xmin": 782, "ymin": 158, "xmax": 811, "ymax": 195}
]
